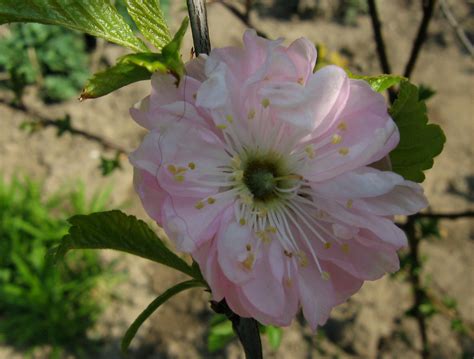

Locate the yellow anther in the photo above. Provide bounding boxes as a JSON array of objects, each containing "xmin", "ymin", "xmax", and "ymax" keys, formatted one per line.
[
  {"xmin": 195, "ymin": 201, "xmax": 205, "ymax": 209},
  {"xmin": 167, "ymin": 164, "xmax": 177, "ymax": 174},
  {"xmin": 266, "ymin": 226, "xmax": 277, "ymax": 234},
  {"xmin": 297, "ymin": 77, "xmax": 304, "ymax": 85},
  {"xmin": 240, "ymin": 193, "xmax": 253, "ymax": 205},
  {"xmin": 188, "ymin": 162, "xmax": 196, "ymax": 170},
  {"xmin": 257, "ymin": 207, "xmax": 268, "ymax": 217},
  {"xmin": 341, "ymin": 243, "xmax": 350, "ymax": 254},
  {"xmin": 338, "ymin": 147, "xmax": 349, "ymax": 156},
  {"xmin": 297, "ymin": 252, "xmax": 308, "ymax": 267},
  {"xmin": 239, "ymin": 218, "xmax": 247, "ymax": 226},
  {"xmin": 242, "ymin": 253, "xmax": 255, "ymax": 270},
  {"xmin": 192, "ymin": 93, "xmax": 197, "ymax": 100},
  {"xmin": 217, "ymin": 124, "xmax": 227, "ymax": 130},
  {"xmin": 283, "ymin": 250, "xmax": 293, "ymax": 258},
  {"xmin": 337, "ymin": 122, "xmax": 347, "ymax": 131},
  {"xmin": 284, "ymin": 278, "xmax": 293, "ymax": 287},
  {"xmin": 305, "ymin": 145, "xmax": 315, "ymax": 159},
  {"xmin": 256, "ymin": 231, "xmax": 270, "ymax": 243},
  {"xmin": 176, "ymin": 167, "xmax": 187, "ymax": 174},
  {"xmin": 346, "ymin": 199, "xmax": 353, "ymax": 208},
  {"xmin": 245, "ymin": 244, "xmax": 252, "ymax": 251},
  {"xmin": 331, "ymin": 134, "xmax": 343, "ymax": 144},
  {"xmin": 225, "ymin": 114, "xmax": 234, "ymax": 123},
  {"xmin": 174, "ymin": 175, "xmax": 185, "ymax": 182},
  {"xmin": 248, "ymin": 109, "xmax": 256, "ymax": 120},
  {"xmin": 324, "ymin": 242, "xmax": 332, "ymax": 249},
  {"xmin": 207, "ymin": 197, "xmax": 216, "ymax": 204},
  {"xmin": 231, "ymin": 155, "xmax": 242, "ymax": 169},
  {"xmin": 234, "ymin": 170, "xmax": 244, "ymax": 181},
  {"xmin": 321, "ymin": 271, "xmax": 331, "ymax": 281},
  {"xmin": 261, "ymin": 98, "xmax": 270, "ymax": 108}
]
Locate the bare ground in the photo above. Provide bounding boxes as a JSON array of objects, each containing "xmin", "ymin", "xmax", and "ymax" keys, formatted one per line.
[{"xmin": 0, "ymin": 1, "xmax": 473, "ymax": 358}]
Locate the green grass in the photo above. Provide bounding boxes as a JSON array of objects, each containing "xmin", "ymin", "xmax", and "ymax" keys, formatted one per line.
[{"xmin": 0, "ymin": 176, "xmax": 112, "ymax": 355}]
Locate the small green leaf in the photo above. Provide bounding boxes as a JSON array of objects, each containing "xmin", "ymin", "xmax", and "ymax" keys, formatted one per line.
[
  {"xmin": 80, "ymin": 59, "xmax": 151, "ymax": 99},
  {"xmin": 124, "ymin": 0, "xmax": 171, "ymax": 49},
  {"xmin": 208, "ymin": 319, "xmax": 235, "ymax": 352},
  {"xmin": 99, "ymin": 153, "xmax": 122, "ymax": 176},
  {"xmin": 389, "ymin": 81, "xmax": 446, "ymax": 182},
  {"xmin": 266, "ymin": 326, "xmax": 283, "ymax": 350},
  {"xmin": 50, "ymin": 210, "xmax": 203, "ymax": 280},
  {"xmin": 0, "ymin": 0, "xmax": 147, "ymax": 52},
  {"xmin": 122, "ymin": 279, "xmax": 204, "ymax": 351},
  {"xmin": 80, "ymin": 17, "xmax": 188, "ymax": 99},
  {"xmin": 349, "ymin": 73, "xmax": 405, "ymax": 92},
  {"xmin": 418, "ymin": 84, "xmax": 436, "ymax": 101}
]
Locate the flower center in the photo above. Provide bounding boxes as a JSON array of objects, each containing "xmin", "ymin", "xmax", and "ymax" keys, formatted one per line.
[{"xmin": 243, "ymin": 159, "xmax": 278, "ymax": 201}]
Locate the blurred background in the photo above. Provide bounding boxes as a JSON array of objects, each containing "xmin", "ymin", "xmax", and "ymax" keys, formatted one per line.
[{"xmin": 0, "ymin": 0, "xmax": 473, "ymax": 358}]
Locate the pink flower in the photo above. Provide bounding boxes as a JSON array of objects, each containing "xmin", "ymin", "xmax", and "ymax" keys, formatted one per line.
[{"xmin": 130, "ymin": 30, "xmax": 428, "ymax": 330}]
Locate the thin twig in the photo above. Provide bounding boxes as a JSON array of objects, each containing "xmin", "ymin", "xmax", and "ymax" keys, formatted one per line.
[
  {"xmin": 414, "ymin": 210, "xmax": 474, "ymax": 220},
  {"xmin": 439, "ymin": 0, "xmax": 474, "ymax": 57},
  {"xmin": 406, "ymin": 217, "xmax": 430, "ymax": 359},
  {"xmin": 0, "ymin": 98, "xmax": 127, "ymax": 153},
  {"xmin": 187, "ymin": 0, "xmax": 211, "ymax": 55},
  {"xmin": 367, "ymin": 0, "xmax": 392, "ymax": 74},
  {"xmin": 213, "ymin": 0, "xmax": 269, "ymax": 38},
  {"xmin": 403, "ymin": 0, "xmax": 437, "ymax": 78},
  {"xmin": 366, "ymin": 0, "xmax": 396, "ymax": 103}
]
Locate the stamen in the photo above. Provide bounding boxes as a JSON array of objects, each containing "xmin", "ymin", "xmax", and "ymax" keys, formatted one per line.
[
  {"xmin": 297, "ymin": 251, "xmax": 308, "ymax": 267},
  {"xmin": 242, "ymin": 253, "xmax": 255, "ymax": 270},
  {"xmin": 297, "ymin": 77, "xmax": 304, "ymax": 85},
  {"xmin": 305, "ymin": 145, "xmax": 315, "ymax": 159},
  {"xmin": 167, "ymin": 164, "xmax": 177, "ymax": 174},
  {"xmin": 188, "ymin": 162, "xmax": 196, "ymax": 170},
  {"xmin": 217, "ymin": 124, "xmax": 227, "ymax": 130},
  {"xmin": 338, "ymin": 147, "xmax": 349, "ymax": 156},
  {"xmin": 261, "ymin": 98, "xmax": 270, "ymax": 108},
  {"xmin": 337, "ymin": 122, "xmax": 347, "ymax": 131},
  {"xmin": 195, "ymin": 201, "xmax": 205, "ymax": 209},
  {"xmin": 321, "ymin": 271, "xmax": 331, "ymax": 281},
  {"xmin": 324, "ymin": 242, "xmax": 332, "ymax": 249},
  {"xmin": 346, "ymin": 199, "xmax": 353, "ymax": 208},
  {"xmin": 331, "ymin": 134, "xmax": 342, "ymax": 144},
  {"xmin": 226, "ymin": 114, "xmax": 234, "ymax": 123},
  {"xmin": 341, "ymin": 243, "xmax": 350, "ymax": 254},
  {"xmin": 207, "ymin": 197, "xmax": 216, "ymax": 204},
  {"xmin": 239, "ymin": 218, "xmax": 247, "ymax": 226},
  {"xmin": 248, "ymin": 109, "xmax": 256, "ymax": 120},
  {"xmin": 174, "ymin": 175, "xmax": 185, "ymax": 182}
]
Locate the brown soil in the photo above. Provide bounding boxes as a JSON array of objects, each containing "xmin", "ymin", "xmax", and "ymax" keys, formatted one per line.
[{"xmin": 0, "ymin": 1, "xmax": 473, "ymax": 358}]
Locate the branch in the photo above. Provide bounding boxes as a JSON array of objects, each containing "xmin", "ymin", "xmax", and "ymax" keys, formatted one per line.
[
  {"xmin": 187, "ymin": 0, "xmax": 211, "ymax": 55},
  {"xmin": 215, "ymin": 0, "xmax": 269, "ymax": 38},
  {"xmin": 366, "ymin": 0, "xmax": 396, "ymax": 103},
  {"xmin": 367, "ymin": 0, "xmax": 392, "ymax": 74},
  {"xmin": 439, "ymin": 0, "xmax": 474, "ymax": 57},
  {"xmin": 0, "ymin": 98, "xmax": 127, "ymax": 153},
  {"xmin": 414, "ymin": 210, "xmax": 474, "ymax": 220},
  {"xmin": 403, "ymin": 0, "xmax": 437, "ymax": 78}
]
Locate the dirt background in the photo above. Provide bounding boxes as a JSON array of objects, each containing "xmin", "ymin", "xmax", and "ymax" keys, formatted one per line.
[{"xmin": 0, "ymin": 0, "xmax": 473, "ymax": 358}]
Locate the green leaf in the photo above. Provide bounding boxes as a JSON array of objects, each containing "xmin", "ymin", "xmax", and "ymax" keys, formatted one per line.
[
  {"xmin": 0, "ymin": 0, "xmax": 147, "ymax": 52},
  {"xmin": 208, "ymin": 319, "xmax": 235, "ymax": 352},
  {"xmin": 266, "ymin": 326, "xmax": 283, "ymax": 350},
  {"xmin": 124, "ymin": 0, "xmax": 171, "ymax": 49},
  {"xmin": 389, "ymin": 81, "xmax": 446, "ymax": 182},
  {"xmin": 50, "ymin": 210, "xmax": 203, "ymax": 280},
  {"xmin": 350, "ymin": 73, "xmax": 405, "ymax": 92},
  {"xmin": 121, "ymin": 279, "xmax": 204, "ymax": 351},
  {"xmin": 80, "ymin": 17, "xmax": 188, "ymax": 99}
]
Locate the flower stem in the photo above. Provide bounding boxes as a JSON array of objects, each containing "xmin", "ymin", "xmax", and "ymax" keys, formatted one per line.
[{"xmin": 211, "ymin": 300, "xmax": 263, "ymax": 359}]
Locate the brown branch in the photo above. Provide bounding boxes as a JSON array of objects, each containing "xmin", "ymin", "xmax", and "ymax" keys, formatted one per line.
[
  {"xmin": 403, "ymin": 0, "xmax": 437, "ymax": 78},
  {"xmin": 439, "ymin": 0, "xmax": 474, "ymax": 57},
  {"xmin": 187, "ymin": 0, "xmax": 211, "ymax": 55},
  {"xmin": 214, "ymin": 0, "xmax": 269, "ymax": 38},
  {"xmin": 0, "ymin": 98, "xmax": 127, "ymax": 153},
  {"xmin": 414, "ymin": 210, "xmax": 474, "ymax": 220},
  {"xmin": 366, "ymin": 0, "xmax": 396, "ymax": 103}
]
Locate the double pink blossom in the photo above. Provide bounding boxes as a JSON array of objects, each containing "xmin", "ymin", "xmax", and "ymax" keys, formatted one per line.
[{"xmin": 130, "ymin": 30, "xmax": 427, "ymax": 329}]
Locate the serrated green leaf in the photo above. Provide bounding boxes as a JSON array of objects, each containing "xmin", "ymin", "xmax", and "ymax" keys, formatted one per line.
[
  {"xmin": 0, "ymin": 0, "xmax": 147, "ymax": 52},
  {"xmin": 80, "ymin": 59, "xmax": 152, "ymax": 99},
  {"xmin": 80, "ymin": 17, "xmax": 188, "ymax": 99},
  {"xmin": 124, "ymin": 0, "xmax": 171, "ymax": 50},
  {"xmin": 350, "ymin": 73, "xmax": 405, "ymax": 92},
  {"xmin": 389, "ymin": 81, "xmax": 446, "ymax": 182},
  {"xmin": 50, "ymin": 210, "xmax": 203, "ymax": 280},
  {"xmin": 121, "ymin": 279, "xmax": 204, "ymax": 352},
  {"xmin": 266, "ymin": 326, "xmax": 283, "ymax": 350}
]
